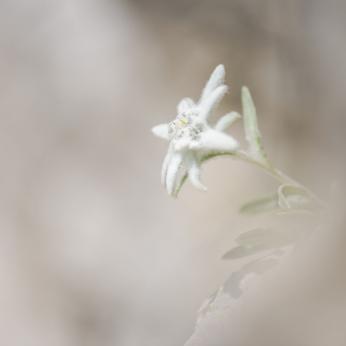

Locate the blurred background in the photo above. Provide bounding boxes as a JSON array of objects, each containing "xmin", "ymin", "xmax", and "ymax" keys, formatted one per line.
[{"xmin": 0, "ymin": 0, "xmax": 345, "ymax": 345}]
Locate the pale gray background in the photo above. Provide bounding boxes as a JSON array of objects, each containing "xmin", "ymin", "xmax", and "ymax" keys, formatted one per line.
[{"xmin": 0, "ymin": 0, "xmax": 345, "ymax": 345}]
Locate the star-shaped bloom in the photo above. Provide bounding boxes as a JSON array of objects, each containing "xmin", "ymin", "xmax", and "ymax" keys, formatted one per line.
[{"xmin": 152, "ymin": 65, "xmax": 240, "ymax": 196}]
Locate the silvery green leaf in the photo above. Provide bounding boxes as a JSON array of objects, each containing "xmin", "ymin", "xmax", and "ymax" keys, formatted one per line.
[
  {"xmin": 241, "ymin": 87, "xmax": 259, "ymax": 148},
  {"xmin": 235, "ymin": 227, "xmax": 291, "ymax": 247},
  {"xmin": 239, "ymin": 194, "xmax": 278, "ymax": 214},
  {"xmin": 241, "ymin": 87, "xmax": 272, "ymax": 167},
  {"xmin": 223, "ymin": 232, "xmax": 295, "ymax": 260},
  {"xmin": 222, "ymin": 244, "xmax": 268, "ymax": 259},
  {"xmin": 278, "ymin": 184, "xmax": 312, "ymax": 210}
]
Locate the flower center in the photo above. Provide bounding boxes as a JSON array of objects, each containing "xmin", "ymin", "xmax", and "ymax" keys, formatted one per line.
[{"xmin": 168, "ymin": 108, "xmax": 206, "ymax": 141}]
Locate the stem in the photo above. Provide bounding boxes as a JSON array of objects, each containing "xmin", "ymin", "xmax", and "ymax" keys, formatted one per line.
[
  {"xmin": 173, "ymin": 173, "xmax": 188, "ymax": 198},
  {"xmin": 236, "ymin": 150, "xmax": 327, "ymax": 208},
  {"xmin": 174, "ymin": 149, "xmax": 327, "ymax": 209},
  {"xmin": 236, "ymin": 150, "xmax": 297, "ymax": 185}
]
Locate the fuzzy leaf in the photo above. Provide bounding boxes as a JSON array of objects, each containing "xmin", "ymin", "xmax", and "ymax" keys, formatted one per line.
[
  {"xmin": 240, "ymin": 194, "xmax": 278, "ymax": 214},
  {"xmin": 241, "ymin": 87, "xmax": 260, "ymax": 151},
  {"xmin": 241, "ymin": 87, "xmax": 272, "ymax": 166}
]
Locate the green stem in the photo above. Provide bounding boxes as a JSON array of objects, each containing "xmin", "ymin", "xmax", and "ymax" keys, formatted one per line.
[
  {"xmin": 236, "ymin": 150, "xmax": 327, "ymax": 208},
  {"xmin": 236, "ymin": 150, "xmax": 297, "ymax": 185},
  {"xmin": 174, "ymin": 149, "xmax": 327, "ymax": 209}
]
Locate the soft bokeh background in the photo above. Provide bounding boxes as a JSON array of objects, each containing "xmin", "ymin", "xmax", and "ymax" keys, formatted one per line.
[{"xmin": 0, "ymin": 0, "xmax": 345, "ymax": 345}]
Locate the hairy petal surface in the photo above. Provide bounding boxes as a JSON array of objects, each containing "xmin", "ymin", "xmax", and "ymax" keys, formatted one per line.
[
  {"xmin": 185, "ymin": 152, "xmax": 207, "ymax": 191},
  {"xmin": 199, "ymin": 64, "xmax": 225, "ymax": 105},
  {"xmin": 177, "ymin": 98, "xmax": 195, "ymax": 113},
  {"xmin": 166, "ymin": 150, "xmax": 186, "ymax": 195},
  {"xmin": 153, "ymin": 65, "xmax": 240, "ymax": 196},
  {"xmin": 214, "ymin": 112, "xmax": 241, "ymax": 132},
  {"xmin": 152, "ymin": 124, "xmax": 170, "ymax": 140},
  {"xmin": 190, "ymin": 129, "xmax": 239, "ymax": 153},
  {"xmin": 175, "ymin": 137, "xmax": 191, "ymax": 152},
  {"xmin": 161, "ymin": 144, "xmax": 174, "ymax": 185},
  {"xmin": 199, "ymin": 85, "xmax": 228, "ymax": 121}
]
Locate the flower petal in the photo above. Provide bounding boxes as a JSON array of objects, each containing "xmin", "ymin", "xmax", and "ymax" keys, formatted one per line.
[
  {"xmin": 199, "ymin": 64, "xmax": 225, "ymax": 105},
  {"xmin": 152, "ymin": 124, "xmax": 170, "ymax": 140},
  {"xmin": 174, "ymin": 137, "xmax": 190, "ymax": 152},
  {"xmin": 166, "ymin": 151, "xmax": 186, "ymax": 195},
  {"xmin": 190, "ymin": 129, "xmax": 239, "ymax": 153},
  {"xmin": 161, "ymin": 144, "xmax": 174, "ymax": 185},
  {"xmin": 199, "ymin": 85, "xmax": 228, "ymax": 121},
  {"xmin": 185, "ymin": 152, "xmax": 207, "ymax": 192},
  {"xmin": 177, "ymin": 98, "xmax": 195, "ymax": 113},
  {"xmin": 214, "ymin": 112, "xmax": 241, "ymax": 132}
]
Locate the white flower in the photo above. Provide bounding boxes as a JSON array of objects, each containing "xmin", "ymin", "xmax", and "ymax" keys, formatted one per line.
[{"xmin": 152, "ymin": 65, "xmax": 240, "ymax": 196}]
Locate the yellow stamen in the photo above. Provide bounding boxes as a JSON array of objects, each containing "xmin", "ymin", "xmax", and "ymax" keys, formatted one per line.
[{"xmin": 179, "ymin": 119, "xmax": 186, "ymax": 124}]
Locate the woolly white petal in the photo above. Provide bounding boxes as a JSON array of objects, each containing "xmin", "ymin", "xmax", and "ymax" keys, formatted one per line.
[
  {"xmin": 199, "ymin": 64, "xmax": 225, "ymax": 105},
  {"xmin": 214, "ymin": 112, "xmax": 241, "ymax": 132},
  {"xmin": 177, "ymin": 98, "xmax": 195, "ymax": 113},
  {"xmin": 161, "ymin": 145, "xmax": 174, "ymax": 185},
  {"xmin": 166, "ymin": 151, "xmax": 186, "ymax": 195},
  {"xmin": 185, "ymin": 152, "xmax": 207, "ymax": 192},
  {"xmin": 199, "ymin": 85, "xmax": 228, "ymax": 121},
  {"xmin": 174, "ymin": 137, "xmax": 190, "ymax": 152},
  {"xmin": 190, "ymin": 129, "xmax": 239, "ymax": 153},
  {"xmin": 152, "ymin": 124, "xmax": 170, "ymax": 140}
]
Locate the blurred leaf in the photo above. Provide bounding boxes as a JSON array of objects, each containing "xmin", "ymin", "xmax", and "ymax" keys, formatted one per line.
[
  {"xmin": 241, "ymin": 86, "xmax": 260, "ymax": 151},
  {"xmin": 222, "ymin": 244, "xmax": 268, "ymax": 259},
  {"xmin": 240, "ymin": 194, "xmax": 278, "ymax": 214},
  {"xmin": 241, "ymin": 87, "xmax": 272, "ymax": 167},
  {"xmin": 223, "ymin": 230, "xmax": 295, "ymax": 260},
  {"xmin": 278, "ymin": 184, "xmax": 313, "ymax": 210},
  {"xmin": 235, "ymin": 227, "xmax": 291, "ymax": 247},
  {"xmin": 266, "ymin": 235, "xmax": 295, "ymax": 248}
]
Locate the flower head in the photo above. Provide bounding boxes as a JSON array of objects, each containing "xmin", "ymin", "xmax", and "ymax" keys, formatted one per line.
[{"xmin": 152, "ymin": 65, "xmax": 240, "ymax": 196}]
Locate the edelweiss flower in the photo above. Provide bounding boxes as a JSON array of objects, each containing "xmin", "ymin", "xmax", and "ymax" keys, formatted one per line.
[{"xmin": 152, "ymin": 65, "xmax": 240, "ymax": 196}]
